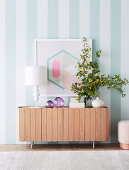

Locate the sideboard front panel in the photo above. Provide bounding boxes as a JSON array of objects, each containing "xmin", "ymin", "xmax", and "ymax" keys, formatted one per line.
[
  {"xmin": 19, "ymin": 108, "xmax": 25, "ymax": 141},
  {"xmin": 35, "ymin": 108, "xmax": 42, "ymax": 141},
  {"xmin": 58, "ymin": 108, "xmax": 63, "ymax": 141},
  {"xmin": 69, "ymin": 109, "xmax": 74, "ymax": 141},
  {"xmin": 79, "ymin": 109, "xmax": 85, "ymax": 141},
  {"xmin": 19, "ymin": 107, "xmax": 109, "ymax": 142},
  {"xmin": 46, "ymin": 108, "xmax": 53, "ymax": 141},
  {"xmin": 74, "ymin": 109, "xmax": 80, "ymax": 141},
  {"xmin": 95, "ymin": 108, "xmax": 101, "ymax": 141},
  {"xmin": 25, "ymin": 108, "xmax": 31, "ymax": 141},
  {"xmin": 31, "ymin": 108, "xmax": 36, "ymax": 141},
  {"xmin": 85, "ymin": 109, "xmax": 91, "ymax": 141},
  {"xmin": 63, "ymin": 108, "xmax": 69, "ymax": 141},
  {"xmin": 52, "ymin": 108, "xmax": 58, "ymax": 141},
  {"xmin": 42, "ymin": 108, "xmax": 47, "ymax": 141}
]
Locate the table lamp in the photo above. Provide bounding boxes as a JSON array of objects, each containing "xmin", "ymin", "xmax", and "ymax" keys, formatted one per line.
[{"xmin": 25, "ymin": 66, "xmax": 44, "ymax": 108}]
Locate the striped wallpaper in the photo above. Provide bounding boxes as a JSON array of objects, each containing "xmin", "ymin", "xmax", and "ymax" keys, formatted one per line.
[{"xmin": 0, "ymin": 0, "xmax": 129, "ymax": 144}]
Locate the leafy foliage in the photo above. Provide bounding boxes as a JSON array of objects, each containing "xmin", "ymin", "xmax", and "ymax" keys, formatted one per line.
[{"xmin": 71, "ymin": 37, "xmax": 129, "ymax": 102}]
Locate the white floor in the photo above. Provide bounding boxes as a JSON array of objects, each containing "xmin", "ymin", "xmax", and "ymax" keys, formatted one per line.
[{"xmin": 0, "ymin": 151, "xmax": 129, "ymax": 170}]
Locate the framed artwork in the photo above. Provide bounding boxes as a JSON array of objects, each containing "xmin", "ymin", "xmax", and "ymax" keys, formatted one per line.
[{"xmin": 35, "ymin": 39, "xmax": 92, "ymax": 96}]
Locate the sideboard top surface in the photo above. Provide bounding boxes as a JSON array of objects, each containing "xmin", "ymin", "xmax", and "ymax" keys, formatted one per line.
[{"xmin": 18, "ymin": 106, "xmax": 109, "ymax": 109}]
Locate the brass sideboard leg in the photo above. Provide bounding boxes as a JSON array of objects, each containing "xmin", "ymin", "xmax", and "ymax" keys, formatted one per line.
[
  {"xmin": 31, "ymin": 142, "xmax": 34, "ymax": 149},
  {"xmin": 93, "ymin": 141, "xmax": 95, "ymax": 149}
]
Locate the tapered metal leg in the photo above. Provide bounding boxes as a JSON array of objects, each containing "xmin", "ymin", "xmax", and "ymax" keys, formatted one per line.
[
  {"xmin": 93, "ymin": 141, "xmax": 95, "ymax": 149},
  {"xmin": 31, "ymin": 142, "xmax": 34, "ymax": 149}
]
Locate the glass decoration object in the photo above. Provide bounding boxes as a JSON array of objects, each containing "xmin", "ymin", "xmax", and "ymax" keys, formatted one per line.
[
  {"xmin": 54, "ymin": 97, "xmax": 64, "ymax": 107},
  {"xmin": 46, "ymin": 100, "xmax": 54, "ymax": 108}
]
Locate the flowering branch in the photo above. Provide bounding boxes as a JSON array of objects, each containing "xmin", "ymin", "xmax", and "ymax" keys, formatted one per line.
[{"xmin": 71, "ymin": 37, "xmax": 129, "ymax": 102}]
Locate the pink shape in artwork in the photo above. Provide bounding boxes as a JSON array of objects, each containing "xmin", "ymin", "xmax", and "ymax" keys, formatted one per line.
[{"xmin": 52, "ymin": 60, "xmax": 60, "ymax": 78}]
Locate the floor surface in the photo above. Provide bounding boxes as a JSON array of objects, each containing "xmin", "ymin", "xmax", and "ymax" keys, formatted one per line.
[{"xmin": 0, "ymin": 143, "xmax": 121, "ymax": 152}]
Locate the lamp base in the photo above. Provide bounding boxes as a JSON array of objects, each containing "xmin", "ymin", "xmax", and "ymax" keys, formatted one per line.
[{"xmin": 33, "ymin": 85, "xmax": 40, "ymax": 108}]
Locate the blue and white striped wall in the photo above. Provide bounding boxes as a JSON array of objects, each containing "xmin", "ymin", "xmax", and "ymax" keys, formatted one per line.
[{"xmin": 0, "ymin": 0, "xmax": 129, "ymax": 144}]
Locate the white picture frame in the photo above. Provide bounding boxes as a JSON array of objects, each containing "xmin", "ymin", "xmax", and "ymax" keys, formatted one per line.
[{"xmin": 34, "ymin": 39, "xmax": 92, "ymax": 97}]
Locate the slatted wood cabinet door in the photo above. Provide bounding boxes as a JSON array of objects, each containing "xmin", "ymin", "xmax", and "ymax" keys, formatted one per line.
[{"xmin": 18, "ymin": 107, "xmax": 109, "ymax": 142}]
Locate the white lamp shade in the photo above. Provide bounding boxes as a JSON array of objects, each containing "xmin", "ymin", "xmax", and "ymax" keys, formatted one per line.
[{"xmin": 25, "ymin": 66, "xmax": 44, "ymax": 85}]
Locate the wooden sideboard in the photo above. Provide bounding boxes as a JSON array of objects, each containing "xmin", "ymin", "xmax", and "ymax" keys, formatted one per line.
[{"xmin": 18, "ymin": 107, "xmax": 109, "ymax": 148}]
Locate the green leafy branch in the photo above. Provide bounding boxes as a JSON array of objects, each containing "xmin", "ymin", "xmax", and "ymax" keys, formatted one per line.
[{"xmin": 71, "ymin": 37, "xmax": 129, "ymax": 102}]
